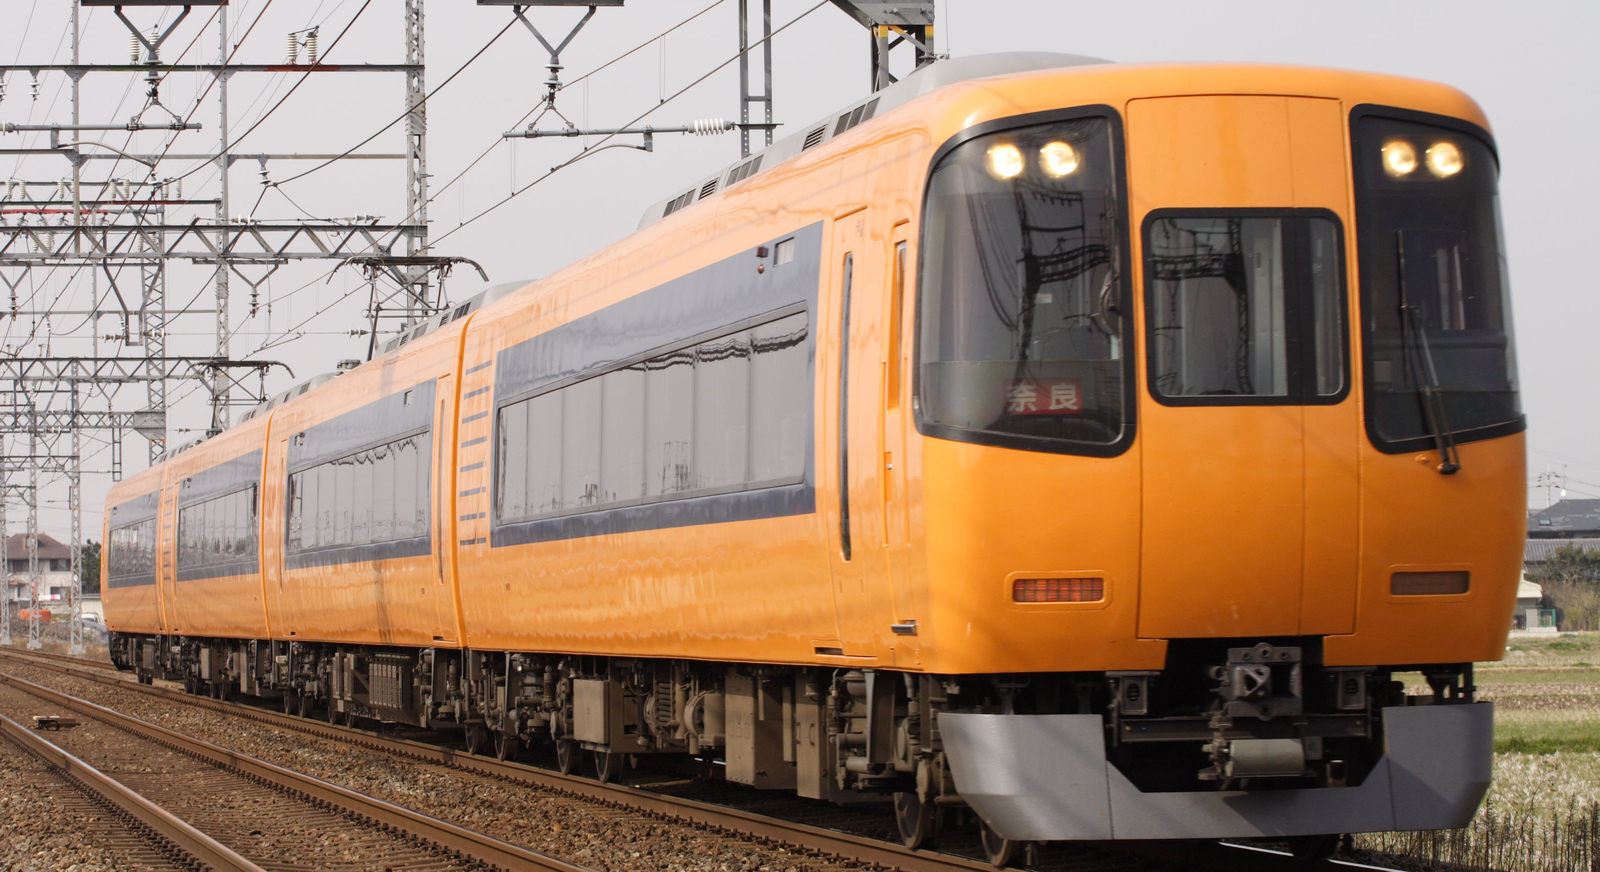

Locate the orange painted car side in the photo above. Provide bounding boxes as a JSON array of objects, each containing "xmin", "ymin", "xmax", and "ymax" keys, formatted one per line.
[
  {"xmin": 104, "ymin": 62, "xmax": 1523, "ymax": 680},
  {"xmin": 102, "ymin": 465, "xmax": 166, "ymax": 636},
  {"xmin": 259, "ymin": 323, "xmax": 465, "ymax": 648},
  {"xmin": 155, "ymin": 416, "xmax": 271, "ymax": 640}
]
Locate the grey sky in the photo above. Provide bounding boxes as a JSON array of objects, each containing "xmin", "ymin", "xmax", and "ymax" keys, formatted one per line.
[{"xmin": 1, "ymin": 0, "xmax": 1595, "ymax": 539}]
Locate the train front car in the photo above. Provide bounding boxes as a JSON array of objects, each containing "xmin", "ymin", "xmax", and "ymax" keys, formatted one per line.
[{"xmin": 909, "ymin": 66, "xmax": 1524, "ymax": 854}]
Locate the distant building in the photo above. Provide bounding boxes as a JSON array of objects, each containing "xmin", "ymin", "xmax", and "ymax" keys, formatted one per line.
[
  {"xmin": 3, "ymin": 532, "xmax": 76, "ymax": 604},
  {"xmin": 1512, "ymin": 575, "xmax": 1558, "ymax": 632},
  {"xmin": 1528, "ymin": 498, "xmax": 1600, "ymax": 538},
  {"xmin": 1525, "ymin": 537, "xmax": 1600, "ymax": 564}
]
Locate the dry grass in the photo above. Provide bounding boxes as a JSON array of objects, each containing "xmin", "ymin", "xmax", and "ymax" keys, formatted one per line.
[{"xmin": 1356, "ymin": 633, "xmax": 1600, "ymax": 871}]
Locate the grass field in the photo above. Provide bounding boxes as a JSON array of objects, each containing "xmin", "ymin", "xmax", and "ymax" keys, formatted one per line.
[{"xmin": 1358, "ymin": 632, "xmax": 1600, "ymax": 871}]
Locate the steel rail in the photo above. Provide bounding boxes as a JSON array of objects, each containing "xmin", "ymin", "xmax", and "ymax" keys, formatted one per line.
[
  {"xmin": 0, "ymin": 649, "xmax": 1388, "ymax": 872},
  {"xmin": 0, "ymin": 710, "xmax": 267, "ymax": 872},
  {"xmin": 0, "ymin": 650, "xmax": 996, "ymax": 872},
  {"xmin": 0, "ymin": 670, "xmax": 594, "ymax": 872}
]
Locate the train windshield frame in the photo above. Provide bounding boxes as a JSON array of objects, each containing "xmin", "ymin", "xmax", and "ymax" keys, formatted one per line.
[
  {"xmin": 1142, "ymin": 209, "xmax": 1349, "ymax": 405},
  {"xmin": 1352, "ymin": 106, "xmax": 1523, "ymax": 453},
  {"xmin": 914, "ymin": 107, "xmax": 1136, "ymax": 457}
]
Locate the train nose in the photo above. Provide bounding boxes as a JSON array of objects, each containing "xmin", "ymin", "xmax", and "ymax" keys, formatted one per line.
[{"xmin": 1127, "ymin": 94, "xmax": 1360, "ymax": 639}]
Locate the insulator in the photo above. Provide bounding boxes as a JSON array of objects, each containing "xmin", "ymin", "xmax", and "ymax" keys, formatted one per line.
[
  {"xmin": 148, "ymin": 29, "xmax": 160, "ymax": 63},
  {"xmin": 690, "ymin": 118, "xmax": 732, "ymax": 136},
  {"xmin": 55, "ymin": 180, "xmax": 68, "ymax": 201},
  {"xmin": 288, "ymin": 33, "xmax": 299, "ymax": 64},
  {"xmin": 131, "ymin": 32, "xmax": 141, "ymax": 63},
  {"xmin": 306, "ymin": 32, "xmax": 319, "ymax": 64},
  {"xmin": 172, "ymin": 178, "xmax": 182, "ymax": 201}
]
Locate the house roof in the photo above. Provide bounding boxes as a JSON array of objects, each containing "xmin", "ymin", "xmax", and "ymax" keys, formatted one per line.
[
  {"xmin": 1525, "ymin": 537, "xmax": 1600, "ymax": 563},
  {"xmin": 1528, "ymin": 499, "xmax": 1600, "ymax": 537},
  {"xmin": 2, "ymin": 532, "xmax": 72, "ymax": 561}
]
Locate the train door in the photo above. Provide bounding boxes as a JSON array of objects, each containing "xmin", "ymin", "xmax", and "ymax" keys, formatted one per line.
[
  {"xmin": 431, "ymin": 374, "xmax": 460, "ymax": 644},
  {"xmin": 1130, "ymin": 95, "xmax": 1360, "ymax": 639},
  {"xmin": 882, "ymin": 223, "xmax": 916, "ymax": 652},
  {"xmin": 156, "ymin": 477, "xmax": 180, "ymax": 635},
  {"xmin": 825, "ymin": 208, "xmax": 894, "ymax": 656}
]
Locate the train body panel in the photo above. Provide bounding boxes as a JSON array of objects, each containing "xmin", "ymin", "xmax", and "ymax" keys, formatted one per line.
[
  {"xmin": 1327, "ymin": 433, "xmax": 1526, "ymax": 666},
  {"xmin": 260, "ymin": 324, "xmax": 465, "ymax": 648},
  {"xmin": 156, "ymin": 417, "xmax": 271, "ymax": 640},
  {"xmin": 454, "ymin": 141, "xmax": 864, "ymax": 662},
  {"xmin": 1127, "ymin": 93, "xmax": 1363, "ymax": 640},
  {"xmin": 103, "ymin": 466, "xmax": 166, "ymax": 635}
]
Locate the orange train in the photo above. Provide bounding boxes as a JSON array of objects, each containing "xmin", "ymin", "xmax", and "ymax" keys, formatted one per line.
[{"xmin": 104, "ymin": 54, "xmax": 1525, "ymax": 862}]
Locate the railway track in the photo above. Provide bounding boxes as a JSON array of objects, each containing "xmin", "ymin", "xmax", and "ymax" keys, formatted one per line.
[
  {"xmin": 0, "ymin": 668, "xmax": 591, "ymax": 872},
  {"xmin": 0, "ymin": 648, "xmax": 1409, "ymax": 872},
  {"xmin": 0, "ymin": 712, "xmax": 217, "ymax": 871}
]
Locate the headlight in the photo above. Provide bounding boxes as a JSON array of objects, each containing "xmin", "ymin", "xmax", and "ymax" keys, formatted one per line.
[
  {"xmin": 986, "ymin": 143, "xmax": 1024, "ymax": 180},
  {"xmin": 1381, "ymin": 139, "xmax": 1417, "ymax": 178},
  {"xmin": 1038, "ymin": 141, "xmax": 1079, "ymax": 177},
  {"xmin": 1426, "ymin": 141, "xmax": 1464, "ymax": 177}
]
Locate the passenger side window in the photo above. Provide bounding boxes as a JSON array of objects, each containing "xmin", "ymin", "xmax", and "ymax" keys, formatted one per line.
[
  {"xmin": 286, "ymin": 432, "xmax": 432, "ymax": 554},
  {"xmin": 496, "ymin": 311, "xmax": 809, "ymax": 525}
]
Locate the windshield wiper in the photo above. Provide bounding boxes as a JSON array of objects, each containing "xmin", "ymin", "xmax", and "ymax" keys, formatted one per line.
[{"xmin": 1397, "ymin": 231, "xmax": 1461, "ymax": 475}]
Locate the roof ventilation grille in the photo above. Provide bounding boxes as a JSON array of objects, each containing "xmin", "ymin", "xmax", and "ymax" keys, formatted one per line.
[
  {"xmin": 699, "ymin": 179, "xmax": 719, "ymax": 199},
  {"xmin": 833, "ymin": 97, "xmax": 881, "ymax": 137},
  {"xmin": 726, "ymin": 155, "xmax": 763, "ymax": 186},
  {"xmin": 662, "ymin": 189, "xmax": 696, "ymax": 216},
  {"xmin": 802, "ymin": 125, "xmax": 827, "ymax": 150}
]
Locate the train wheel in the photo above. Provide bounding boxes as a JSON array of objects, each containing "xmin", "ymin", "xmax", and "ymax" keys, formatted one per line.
[
  {"xmin": 340, "ymin": 710, "xmax": 358, "ymax": 728},
  {"xmin": 326, "ymin": 701, "xmax": 341, "ymax": 725},
  {"xmin": 283, "ymin": 691, "xmax": 298, "ymax": 715},
  {"xmin": 183, "ymin": 676, "xmax": 198, "ymax": 695},
  {"xmin": 555, "ymin": 739, "xmax": 576, "ymax": 775},
  {"xmin": 494, "ymin": 729, "xmax": 519, "ymax": 762},
  {"xmin": 464, "ymin": 724, "xmax": 487, "ymax": 755},
  {"xmin": 297, "ymin": 691, "xmax": 316, "ymax": 720},
  {"xmin": 593, "ymin": 748, "xmax": 621, "ymax": 783},
  {"xmin": 1288, "ymin": 834, "xmax": 1341, "ymax": 863},
  {"xmin": 979, "ymin": 819, "xmax": 1018, "ymax": 869},
  {"xmin": 894, "ymin": 791, "xmax": 937, "ymax": 849}
]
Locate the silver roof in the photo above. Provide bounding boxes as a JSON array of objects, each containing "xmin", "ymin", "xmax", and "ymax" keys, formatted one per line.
[{"xmin": 638, "ymin": 52, "xmax": 1110, "ymax": 229}]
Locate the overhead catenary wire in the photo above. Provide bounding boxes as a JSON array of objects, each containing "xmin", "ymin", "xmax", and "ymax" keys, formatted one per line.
[
  {"xmin": 429, "ymin": 0, "xmax": 830, "ymax": 250},
  {"xmin": 163, "ymin": 0, "xmax": 371, "ymax": 188},
  {"xmin": 2, "ymin": 5, "xmax": 228, "ymax": 351},
  {"xmin": 175, "ymin": 0, "xmax": 737, "ymax": 380},
  {"xmin": 172, "ymin": 0, "xmax": 790, "ymax": 414}
]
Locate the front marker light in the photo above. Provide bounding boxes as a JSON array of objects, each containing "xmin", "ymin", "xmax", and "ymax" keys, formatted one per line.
[
  {"xmin": 1039, "ymin": 140, "xmax": 1080, "ymax": 177},
  {"xmin": 986, "ymin": 142, "xmax": 1024, "ymax": 180},
  {"xmin": 1426, "ymin": 141, "xmax": 1464, "ymax": 177},
  {"xmin": 1382, "ymin": 139, "xmax": 1417, "ymax": 178}
]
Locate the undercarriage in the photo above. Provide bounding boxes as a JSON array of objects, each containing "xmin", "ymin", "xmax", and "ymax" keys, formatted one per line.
[{"xmin": 108, "ymin": 632, "xmax": 1490, "ymax": 865}]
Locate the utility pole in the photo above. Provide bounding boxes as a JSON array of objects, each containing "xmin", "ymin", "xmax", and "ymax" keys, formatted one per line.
[
  {"xmin": 0, "ymin": 432, "xmax": 8, "ymax": 647},
  {"xmin": 1536, "ymin": 466, "xmax": 1568, "ymax": 510}
]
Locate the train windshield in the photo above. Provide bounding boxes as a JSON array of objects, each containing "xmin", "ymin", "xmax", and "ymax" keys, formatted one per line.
[
  {"xmin": 917, "ymin": 115, "xmax": 1131, "ymax": 454},
  {"xmin": 1354, "ymin": 113, "xmax": 1521, "ymax": 451}
]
